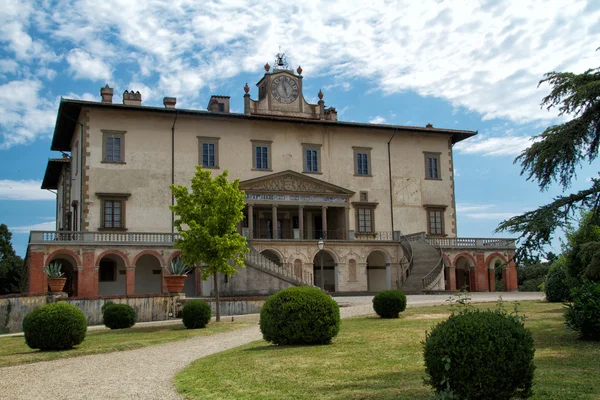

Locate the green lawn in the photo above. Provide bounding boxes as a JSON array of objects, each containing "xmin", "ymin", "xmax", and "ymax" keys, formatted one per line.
[
  {"xmin": 175, "ymin": 302, "xmax": 600, "ymax": 400},
  {"xmin": 0, "ymin": 321, "xmax": 251, "ymax": 367}
]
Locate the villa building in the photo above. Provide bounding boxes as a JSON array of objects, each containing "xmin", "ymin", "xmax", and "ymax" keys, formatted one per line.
[{"xmin": 26, "ymin": 59, "xmax": 518, "ymax": 298}]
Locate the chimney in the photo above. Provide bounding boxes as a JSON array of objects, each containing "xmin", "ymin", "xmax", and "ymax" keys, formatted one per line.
[
  {"xmin": 123, "ymin": 90, "xmax": 142, "ymax": 106},
  {"xmin": 100, "ymin": 84, "xmax": 113, "ymax": 104},
  {"xmin": 163, "ymin": 97, "xmax": 177, "ymax": 108},
  {"xmin": 207, "ymin": 95, "xmax": 230, "ymax": 113},
  {"xmin": 426, "ymin": 123, "xmax": 433, "ymax": 128}
]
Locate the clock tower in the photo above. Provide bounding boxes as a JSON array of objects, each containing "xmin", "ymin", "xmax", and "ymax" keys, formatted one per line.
[{"xmin": 243, "ymin": 55, "xmax": 338, "ymax": 121}]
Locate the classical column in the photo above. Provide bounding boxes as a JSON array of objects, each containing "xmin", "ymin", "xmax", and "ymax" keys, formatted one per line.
[
  {"xmin": 126, "ymin": 267, "xmax": 135, "ymax": 295},
  {"xmin": 298, "ymin": 205, "xmax": 304, "ymax": 239},
  {"xmin": 272, "ymin": 204, "xmax": 278, "ymax": 239},
  {"xmin": 248, "ymin": 204, "xmax": 254, "ymax": 239},
  {"xmin": 345, "ymin": 207, "xmax": 350, "ymax": 240},
  {"xmin": 321, "ymin": 206, "xmax": 328, "ymax": 238},
  {"xmin": 385, "ymin": 263, "xmax": 392, "ymax": 290}
]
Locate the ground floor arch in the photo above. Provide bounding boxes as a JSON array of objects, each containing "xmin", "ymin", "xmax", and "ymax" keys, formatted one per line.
[
  {"xmin": 313, "ymin": 250, "xmax": 336, "ymax": 291},
  {"xmin": 135, "ymin": 254, "xmax": 163, "ymax": 295},
  {"xmin": 454, "ymin": 256, "xmax": 474, "ymax": 291},
  {"xmin": 98, "ymin": 254, "xmax": 127, "ymax": 296},
  {"xmin": 260, "ymin": 249, "xmax": 283, "ymax": 266},
  {"xmin": 488, "ymin": 256, "xmax": 507, "ymax": 292},
  {"xmin": 366, "ymin": 250, "xmax": 389, "ymax": 292},
  {"xmin": 47, "ymin": 254, "xmax": 78, "ymax": 297}
]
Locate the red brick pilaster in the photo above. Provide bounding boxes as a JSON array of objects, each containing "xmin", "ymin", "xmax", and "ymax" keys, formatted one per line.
[
  {"xmin": 469, "ymin": 267, "xmax": 477, "ymax": 291},
  {"xmin": 508, "ymin": 261, "xmax": 518, "ymax": 291},
  {"xmin": 28, "ymin": 251, "xmax": 47, "ymax": 294},
  {"xmin": 447, "ymin": 267, "xmax": 456, "ymax": 291},
  {"xmin": 488, "ymin": 269, "xmax": 496, "ymax": 292},
  {"xmin": 475, "ymin": 253, "xmax": 488, "ymax": 292},
  {"xmin": 78, "ymin": 251, "xmax": 97, "ymax": 297},
  {"xmin": 502, "ymin": 267, "xmax": 510, "ymax": 292},
  {"xmin": 126, "ymin": 267, "xmax": 135, "ymax": 295}
]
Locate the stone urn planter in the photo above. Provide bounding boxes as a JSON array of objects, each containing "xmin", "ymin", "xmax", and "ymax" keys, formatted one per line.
[
  {"xmin": 164, "ymin": 258, "xmax": 191, "ymax": 294},
  {"xmin": 164, "ymin": 274, "xmax": 187, "ymax": 294},
  {"xmin": 44, "ymin": 262, "xmax": 66, "ymax": 293},
  {"xmin": 47, "ymin": 277, "xmax": 67, "ymax": 293}
]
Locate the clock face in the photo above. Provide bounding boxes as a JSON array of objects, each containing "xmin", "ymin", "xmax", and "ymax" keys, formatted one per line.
[{"xmin": 271, "ymin": 75, "xmax": 299, "ymax": 104}]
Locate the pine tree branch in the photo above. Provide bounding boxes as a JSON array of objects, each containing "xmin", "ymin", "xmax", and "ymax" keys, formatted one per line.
[{"xmin": 496, "ymin": 179, "xmax": 600, "ymax": 261}]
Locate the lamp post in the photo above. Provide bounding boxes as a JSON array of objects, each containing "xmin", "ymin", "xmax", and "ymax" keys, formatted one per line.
[{"xmin": 318, "ymin": 238, "xmax": 324, "ymax": 290}]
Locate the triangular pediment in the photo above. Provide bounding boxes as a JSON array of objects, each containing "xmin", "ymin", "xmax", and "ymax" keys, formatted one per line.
[{"xmin": 240, "ymin": 170, "xmax": 354, "ymax": 196}]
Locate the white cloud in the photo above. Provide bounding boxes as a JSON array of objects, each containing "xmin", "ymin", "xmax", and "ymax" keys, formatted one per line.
[
  {"xmin": 0, "ymin": 180, "xmax": 56, "ymax": 200},
  {"xmin": 10, "ymin": 220, "xmax": 56, "ymax": 234},
  {"xmin": 0, "ymin": 59, "xmax": 19, "ymax": 74},
  {"xmin": 454, "ymin": 135, "xmax": 534, "ymax": 156},
  {"xmin": 463, "ymin": 212, "xmax": 520, "ymax": 220},
  {"xmin": 66, "ymin": 92, "xmax": 97, "ymax": 102},
  {"xmin": 323, "ymin": 81, "xmax": 352, "ymax": 91},
  {"xmin": 369, "ymin": 115, "xmax": 387, "ymax": 124},
  {"xmin": 0, "ymin": 79, "xmax": 57, "ymax": 148},
  {"xmin": 2, "ymin": 0, "xmax": 600, "ymax": 150},
  {"xmin": 456, "ymin": 203, "xmax": 495, "ymax": 213},
  {"xmin": 66, "ymin": 49, "xmax": 112, "ymax": 81}
]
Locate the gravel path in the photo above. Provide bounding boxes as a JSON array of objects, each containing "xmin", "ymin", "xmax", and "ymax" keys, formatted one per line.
[{"xmin": 0, "ymin": 292, "xmax": 544, "ymax": 400}]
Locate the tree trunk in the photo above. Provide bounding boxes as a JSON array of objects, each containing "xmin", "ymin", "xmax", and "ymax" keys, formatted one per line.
[{"xmin": 214, "ymin": 271, "xmax": 220, "ymax": 322}]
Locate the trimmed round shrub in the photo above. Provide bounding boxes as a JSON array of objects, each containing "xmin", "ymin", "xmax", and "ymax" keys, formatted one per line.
[
  {"xmin": 545, "ymin": 263, "xmax": 572, "ymax": 302},
  {"xmin": 182, "ymin": 300, "xmax": 212, "ymax": 329},
  {"xmin": 23, "ymin": 302, "xmax": 87, "ymax": 350},
  {"xmin": 103, "ymin": 303, "xmax": 136, "ymax": 329},
  {"xmin": 260, "ymin": 286, "xmax": 340, "ymax": 345},
  {"xmin": 423, "ymin": 310, "xmax": 535, "ymax": 400},
  {"xmin": 372, "ymin": 290, "xmax": 407, "ymax": 318},
  {"xmin": 566, "ymin": 281, "xmax": 600, "ymax": 340}
]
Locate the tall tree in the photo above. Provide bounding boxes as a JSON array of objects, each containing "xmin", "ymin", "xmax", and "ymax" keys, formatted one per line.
[
  {"xmin": 0, "ymin": 224, "xmax": 25, "ymax": 294},
  {"xmin": 170, "ymin": 166, "xmax": 248, "ymax": 321},
  {"xmin": 497, "ymin": 61, "xmax": 600, "ymax": 262}
]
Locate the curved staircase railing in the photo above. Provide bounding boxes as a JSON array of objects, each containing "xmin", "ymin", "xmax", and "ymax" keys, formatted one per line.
[
  {"xmin": 421, "ymin": 244, "xmax": 446, "ymax": 292},
  {"xmin": 244, "ymin": 246, "xmax": 313, "ymax": 286},
  {"xmin": 397, "ymin": 231, "xmax": 415, "ymax": 286}
]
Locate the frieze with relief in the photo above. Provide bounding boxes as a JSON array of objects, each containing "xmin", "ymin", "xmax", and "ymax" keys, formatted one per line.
[{"xmin": 252, "ymin": 176, "xmax": 329, "ymax": 193}]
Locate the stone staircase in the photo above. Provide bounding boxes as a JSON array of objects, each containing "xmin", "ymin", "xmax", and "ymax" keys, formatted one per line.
[
  {"xmin": 244, "ymin": 246, "xmax": 312, "ymax": 287},
  {"xmin": 400, "ymin": 241, "xmax": 442, "ymax": 294}
]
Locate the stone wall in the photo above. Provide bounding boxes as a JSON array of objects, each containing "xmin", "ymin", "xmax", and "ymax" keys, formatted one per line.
[{"xmin": 0, "ymin": 293, "xmax": 267, "ymax": 334}]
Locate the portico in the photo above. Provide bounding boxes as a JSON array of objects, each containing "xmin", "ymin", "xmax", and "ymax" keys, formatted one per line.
[{"xmin": 240, "ymin": 170, "xmax": 354, "ymax": 240}]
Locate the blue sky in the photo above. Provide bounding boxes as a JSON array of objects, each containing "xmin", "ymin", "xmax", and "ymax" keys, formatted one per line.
[{"xmin": 1, "ymin": 0, "xmax": 600, "ymax": 257}]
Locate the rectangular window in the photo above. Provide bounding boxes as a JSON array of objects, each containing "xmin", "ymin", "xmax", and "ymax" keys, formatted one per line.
[
  {"xmin": 198, "ymin": 137, "xmax": 220, "ymax": 168},
  {"xmin": 302, "ymin": 143, "xmax": 322, "ymax": 173},
  {"xmin": 427, "ymin": 209, "xmax": 444, "ymax": 236},
  {"xmin": 357, "ymin": 208, "xmax": 373, "ymax": 233},
  {"xmin": 252, "ymin": 140, "xmax": 272, "ymax": 170},
  {"xmin": 202, "ymin": 143, "xmax": 215, "ymax": 167},
  {"xmin": 306, "ymin": 149, "xmax": 318, "ymax": 172},
  {"xmin": 218, "ymin": 103, "xmax": 225, "ymax": 112},
  {"xmin": 424, "ymin": 152, "xmax": 441, "ymax": 180},
  {"xmin": 357, "ymin": 153, "xmax": 368, "ymax": 175},
  {"xmin": 102, "ymin": 130, "xmax": 126, "ymax": 163},
  {"xmin": 353, "ymin": 147, "xmax": 372, "ymax": 176},
  {"xmin": 103, "ymin": 200, "xmax": 122, "ymax": 228},
  {"xmin": 97, "ymin": 193, "xmax": 130, "ymax": 230}
]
